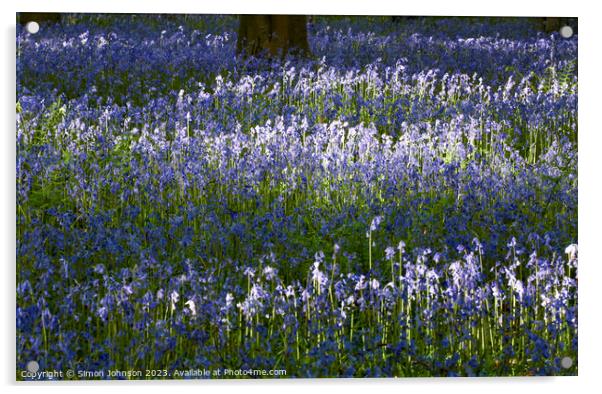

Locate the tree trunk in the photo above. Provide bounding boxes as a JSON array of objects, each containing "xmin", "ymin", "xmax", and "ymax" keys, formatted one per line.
[{"xmin": 237, "ymin": 15, "xmax": 310, "ymax": 58}]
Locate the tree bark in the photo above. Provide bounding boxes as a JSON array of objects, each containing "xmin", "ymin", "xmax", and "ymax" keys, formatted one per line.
[{"xmin": 237, "ymin": 15, "xmax": 310, "ymax": 58}]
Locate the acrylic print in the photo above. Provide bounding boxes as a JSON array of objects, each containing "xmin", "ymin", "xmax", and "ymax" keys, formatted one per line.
[{"xmin": 16, "ymin": 13, "xmax": 577, "ymax": 379}]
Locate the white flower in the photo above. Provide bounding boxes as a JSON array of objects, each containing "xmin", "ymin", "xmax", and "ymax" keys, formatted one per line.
[
  {"xmin": 170, "ymin": 290, "xmax": 179, "ymax": 312},
  {"xmin": 565, "ymin": 244, "xmax": 578, "ymax": 261},
  {"xmin": 79, "ymin": 31, "xmax": 89, "ymax": 45},
  {"xmin": 225, "ymin": 293, "xmax": 234, "ymax": 307},
  {"xmin": 398, "ymin": 240, "xmax": 406, "ymax": 253},
  {"xmin": 97, "ymin": 36, "xmax": 108, "ymax": 48},
  {"xmin": 513, "ymin": 280, "xmax": 524, "ymax": 300},
  {"xmin": 339, "ymin": 303, "xmax": 347, "ymax": 321},
  {"xmin": 346, "ymin": 295, "xmax": 355, "ymax": 306},
  {"xmin": 371, "ymin": 278, "xmax": 380, "ymax": 290},
  {"xmin": 312, "ymin": 262, "xmax": 328, "ymax": 290},
  {"xmin": 263, "ymin": 266, "xmax": 277, "ymax": 281},
  {"xmin": 491, "ymin": 283, "xmax": 502, "ymax": 300},
  {"xmin": 185, "ymin": 299, "xmax": 196, "ymax": 316},
  {"xmin": 285, "ymin": 285, "xmax": 295, "ymax": 298}
]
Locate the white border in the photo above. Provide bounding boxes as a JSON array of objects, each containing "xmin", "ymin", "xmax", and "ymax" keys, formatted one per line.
[
  {"xmin": 3, "ymin": 1, "xmax": 600, "ymax": 394},
  {"xmin": 6, "ymin": 0, "xmax": 582, "ymax": 16}
]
